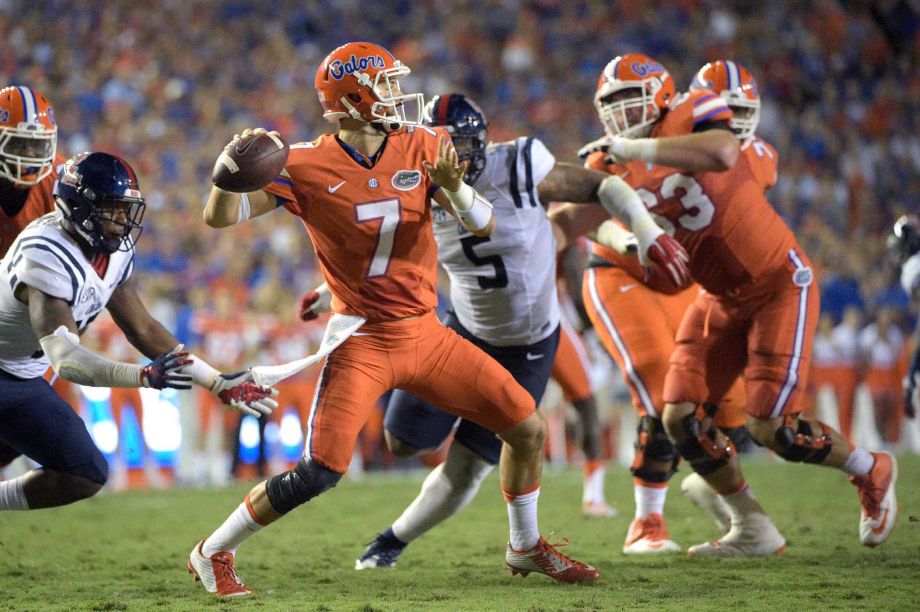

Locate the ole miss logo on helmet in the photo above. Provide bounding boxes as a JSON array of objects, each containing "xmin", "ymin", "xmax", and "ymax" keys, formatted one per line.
[{"xmin": 328, "ymin": 54, "xmax": 386, "ymax": 80}]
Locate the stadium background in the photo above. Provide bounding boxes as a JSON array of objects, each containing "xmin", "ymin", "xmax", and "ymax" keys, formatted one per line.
[{"xmin": 3, "ymin": 0, "xmax": 919, "ymax": 485}]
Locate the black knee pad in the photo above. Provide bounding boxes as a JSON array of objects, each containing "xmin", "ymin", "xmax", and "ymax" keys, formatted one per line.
[
  {"xmin": 266, "ymin": 457, "xmax": 342, "ymax": 515},
  {"xmin": 631, "ymin": 416, "xmax": 678, "ymax": 483},
  {"xmin": 675, "ymin": 405, "xmax": 735, "ymax": 476},
  {"xmin": 775, "ymin": 415, "xmax": 832, "ymax": 464}
]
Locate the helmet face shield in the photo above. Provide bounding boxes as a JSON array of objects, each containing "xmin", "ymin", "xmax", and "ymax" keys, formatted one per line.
[
  {"xmin": 0, "ymin": 86, "xmax": 57, "ymax": 186},
  {"xmin": 595, "ymin": 86, "xmax": 658, "ymax": 138},
  {"xmin": 422, "ymin": 93, "xmax": 489, "ymax": 184},
  {"xmin": 449, "ymin": 134, "xmax": 486, "ymax": 183},
  {"xmin": 0, "ymin": 124, "xmax": 57, "ymax": 187},
  {"xmin": 724, "ymin": 96, "xmax": 760, "ymax": 141},
  {"xmin": 368, "ymin": 64, "xmax": 425, "ymax": 127},
  {"xmin": 93, "ymin": 197, "xmax": 145, "ymax": 253}
]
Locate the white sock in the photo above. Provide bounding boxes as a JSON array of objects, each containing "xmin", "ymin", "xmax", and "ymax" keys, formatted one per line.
[
  {"xmin": 202, "ymin": 497, "xmax": 264, "ymax": 556},
  {"xmin": 582, "ymin": 463, "xmax": 606, "ymax": 503},
  {"xmin": 842, "ymin": 448, "xmax": 874, "ymax": 477},
  {"xmin": 0, "ymin": 476, "xmax": 29, "ymax": 511},
  {"xmin": 634, "ymin": 483, "xmax": 667, "ymax": 519},
  {"xmin": 392, "ymin": 448, "xmax": 494, "ymax": 543},
  {"xmin": 720, "ymin": 481, "xmax": 764, "ymax": 519},
  {"xmin": 505, "ymin": 487, "xmax": 540, "ymax": 551}
]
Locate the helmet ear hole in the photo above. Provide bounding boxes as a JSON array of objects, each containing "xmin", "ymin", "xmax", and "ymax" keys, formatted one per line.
[{"xmin": 347, "ymin": 93, "xmax": 362, "ymax": 103}]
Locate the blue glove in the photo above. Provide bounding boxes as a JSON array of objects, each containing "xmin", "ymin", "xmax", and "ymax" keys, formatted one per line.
[{"xmin": 141, "ymin": 345, "xmax": 193, "ymax": 390}]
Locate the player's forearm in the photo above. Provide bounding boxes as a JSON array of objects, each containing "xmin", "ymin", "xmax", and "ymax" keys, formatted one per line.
[
  {"xmin": 203, "ymin": 186, "xmax": 241, "ymax": 228},
  {"xmin": 40, "ymin": 326, "xmax": 145, "ymax": 387},
  {"xmin": 629, "ymin": 131, "xmax": 739, "ymax": 172},
  {"xmin": 547, "ymin": 203, "xmax": 609, "ymax": 247},
  {"xmin": 121, "ymin": 318, "xmax": 181, "ymax": 362},
  {"xmin": 537, "ymin": 163, "xmax": 607, "ymax": 205},
  {"xmin": 596, "ymin": 175, "xmax": 660, "ymax": 244}
]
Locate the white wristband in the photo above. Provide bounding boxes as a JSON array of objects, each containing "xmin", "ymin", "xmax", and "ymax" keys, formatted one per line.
[
  {"xmin": 612, "ymin": 137, "xmax": 658, "ymax": 162},
  {"xmin": 236, "ymin": 193, "xmax": 251, "ymax": 224},
  {"xmin": 183, "ymin": 353, "xmax": 223, "ymax": 390},
  {"xmin": 445, "ymin": 183, "xmax": 492, "ymax": 231}
]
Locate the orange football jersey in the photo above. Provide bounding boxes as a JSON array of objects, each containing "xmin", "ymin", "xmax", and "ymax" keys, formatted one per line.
[
  {"xmin": 743, "ymin": 136, "xmax": 778, "ymax": 191},
  {"xmin": 264, "ymin": 127, "xmax": 446, "ymax": 322},
  {"xmin": 0, "ymin": 153, "xmax": 65, "ymax": 257},
  {"xmin": 588, "ymin": 89, "xmax": 799, "ymax": 296}
]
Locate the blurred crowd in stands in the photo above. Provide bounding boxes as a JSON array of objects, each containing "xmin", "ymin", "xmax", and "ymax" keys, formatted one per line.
[{"xmin": 4, "ymin": 0, "xmax": 919, "ymax": 474}]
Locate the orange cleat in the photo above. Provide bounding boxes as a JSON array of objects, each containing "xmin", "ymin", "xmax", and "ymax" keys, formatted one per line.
[
  {"xmin": 622, "ymin": 514, "xmax": 681, "ymax": 554},
  {"xmin": 506, "ymin": 536, "xmax": 599, "ymax": 584},
  {"xmin": 850, "ymin": 451, "xmax": 898, "ymax": 548},
  {"xmin": 187, "ymin": 539, "xmax": 252, "ymax": 597}
]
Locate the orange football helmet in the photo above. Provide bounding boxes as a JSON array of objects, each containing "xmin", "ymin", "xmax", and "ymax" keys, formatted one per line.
[
  {"xmin": 314, "ymin": 42, "xmax": 425, "ymax": 129},
  {"xmin": 594, "ymin": 53, "xmax": 675, "ymax": 138},
  {"xmin": 690, "ymin": 60, "xmax": 760, "ymax": 141},
  {"xmin": 0, "ymin": 86, "xmax": 57, "ymax": 186}
]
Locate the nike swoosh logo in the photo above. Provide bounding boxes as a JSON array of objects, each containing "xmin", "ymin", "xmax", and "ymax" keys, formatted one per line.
[
  {"xmin": 235, "ymin": 139, "xmax": 256, "ymax": 156},
  {"xmin": 620, "ymin": 283, "xmax": 638, "ymax": 292},
  {"xmin": 871, "ymin": 508, "xmax": 890, "ymax": 536},
  {"xmin": 328, "ymin": 181, "xmax": 346, "ymax": 193},
  {"xmin": 526, "ymin": 352, "xmax": 544, "ymax": 361}
]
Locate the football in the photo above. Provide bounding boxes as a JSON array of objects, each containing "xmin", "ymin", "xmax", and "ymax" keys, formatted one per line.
[{"xmin": 212, "ymin": 132, "xmax": 289, "ymax": 193}]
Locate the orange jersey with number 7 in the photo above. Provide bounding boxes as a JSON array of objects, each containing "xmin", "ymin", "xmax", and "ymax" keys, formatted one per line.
[{"xmin": 264, "ymin": 126, "xmax": 447, "ymax": 322}]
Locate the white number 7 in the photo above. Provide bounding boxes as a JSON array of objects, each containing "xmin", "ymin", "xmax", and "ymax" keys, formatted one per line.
[{"xmin": 355, "ymin": 198, "xmax": 402, "ymax": 278}]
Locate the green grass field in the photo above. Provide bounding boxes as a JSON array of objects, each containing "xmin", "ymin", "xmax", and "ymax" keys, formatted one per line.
[{"xmin": 1, "ymin": 454, "xmax": 918, "ymax": 611}]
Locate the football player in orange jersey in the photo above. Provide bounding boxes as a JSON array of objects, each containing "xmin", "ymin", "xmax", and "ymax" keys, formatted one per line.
[
  {"xmin": 342, "ymin": 92, "xmax": 687, "ymax": 572},
  {"xmin": 572, "ymin": 54, "xmax": 897, "ymax": 555},
  {"xmin": 0, "ymin": 86, "xmax": 65, "ymax": 258},
  {"xmin": 187, "ymin": 41, "xmax": 687, "ymax": 595},
  {"xmin": 0, "ymin": 86, "xmax": 73, "ymax": 475},
  {"xmin": 551, "ymin": 54, "xmax": 753, "ymax": 554},
  {"xmin": 676, "ymin": 59, "xmax": 781, "ymax": 534}
]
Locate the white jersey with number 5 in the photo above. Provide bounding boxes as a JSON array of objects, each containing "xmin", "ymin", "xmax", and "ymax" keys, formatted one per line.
[
  {"xmin": 0, "ymin": 213, "xmax": 134, "ymax": 378},
  {"xmin": 433, "ymin": 137, "xmax": 558, "ymax": 346}
]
